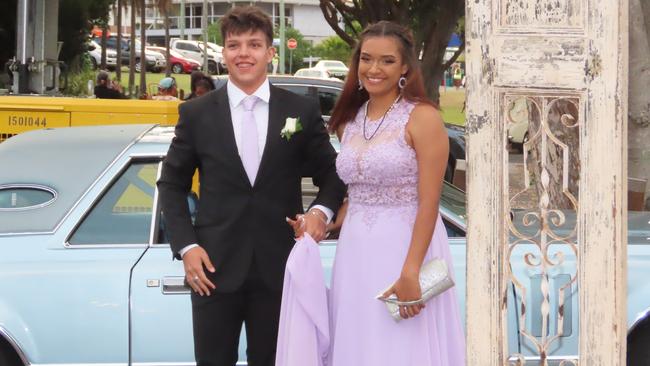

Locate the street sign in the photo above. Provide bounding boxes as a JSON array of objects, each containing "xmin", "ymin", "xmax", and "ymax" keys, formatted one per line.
[{"xmin": 287, "ymin": 38, "xmax": 298, "ymax": 50}]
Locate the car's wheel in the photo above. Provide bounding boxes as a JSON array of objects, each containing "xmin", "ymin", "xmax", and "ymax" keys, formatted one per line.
[
  {"xmin": 90, "ymin": 57, "xmax": 98, "ymax": 70},
  {"xmin": 172, "ymin": 63, "xmax": 183, "ymax": 74},
  {"xmin": 208, "ymin": 61, "xmax": 218, "ymax": 75},
  {"xmin": 628, "ymin": 317, "xmax": 650, "ymax": 365},
  {"xmin": 0, "ymin": 339, "xmax": 23, "ymax": 366},
  {"xmin": 135, "ymin": 59, "xmax": 142, "ymax": 73}
]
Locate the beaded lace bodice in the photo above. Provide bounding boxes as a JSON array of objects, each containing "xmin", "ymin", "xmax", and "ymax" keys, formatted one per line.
[{"xmin": 336, "ymin": 99, "xmax": 418, "ymax": 206}]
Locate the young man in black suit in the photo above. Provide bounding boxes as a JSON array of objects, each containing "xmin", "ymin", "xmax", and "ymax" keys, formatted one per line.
[{"xmin": 157, "ymin": 6, "xmax": 346, "ymax": 366}]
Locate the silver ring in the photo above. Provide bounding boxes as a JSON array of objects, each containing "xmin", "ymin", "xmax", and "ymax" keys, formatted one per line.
[{"xmin": 193, "ymin": 276, "xmax": 199, "ymax": 282}]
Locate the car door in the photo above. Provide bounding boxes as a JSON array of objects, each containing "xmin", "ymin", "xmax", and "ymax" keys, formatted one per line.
[{"xmin": 28, "ymin": 158, "xmax": 159, "ymax": 364}]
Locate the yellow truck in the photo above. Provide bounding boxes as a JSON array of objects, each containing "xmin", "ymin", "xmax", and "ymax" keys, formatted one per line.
[{"xmin": 0, "ymin": 96, "xmax": 180, "ymax": 142}]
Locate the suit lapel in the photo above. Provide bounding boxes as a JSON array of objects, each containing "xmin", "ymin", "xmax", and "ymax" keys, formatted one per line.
[
  {"xmin": 213, "ymin": 87, "xmax": 251, "ymax": 187},
  {"xmin": 254, "ymin": 85, "xmax": 285, "ymax": 186}
]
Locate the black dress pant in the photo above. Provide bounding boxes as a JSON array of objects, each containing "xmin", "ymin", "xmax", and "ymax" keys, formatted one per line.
[{"xmin": 191, "ymin": 258, "xmax": 282, "ymax": 366}]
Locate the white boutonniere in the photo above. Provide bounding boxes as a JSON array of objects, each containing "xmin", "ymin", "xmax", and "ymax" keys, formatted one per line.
[{"xmin": 281, "ymin": 117, "xmax": 302, "ymax": 140}]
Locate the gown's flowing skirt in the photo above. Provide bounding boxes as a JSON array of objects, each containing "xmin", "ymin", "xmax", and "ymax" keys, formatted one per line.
[{"xmin": 328, "ymin": 203, "xmax": 466, "ymax": 366}]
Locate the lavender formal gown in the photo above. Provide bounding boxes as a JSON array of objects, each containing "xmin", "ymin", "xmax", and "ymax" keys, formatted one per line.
[{"xmin": 329, "ymin": 99, "xmax": 466, "ymax": 366}]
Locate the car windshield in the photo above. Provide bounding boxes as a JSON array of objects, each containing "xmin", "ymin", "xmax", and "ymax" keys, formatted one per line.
[{"xmin": 324, "ymin": 61, "xmax": 345, "ymax": 68}]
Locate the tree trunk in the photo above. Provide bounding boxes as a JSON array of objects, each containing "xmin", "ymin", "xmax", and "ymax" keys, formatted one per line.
[
  {"xmin": 165, "ymin": 11, "xmax": 171, "ymax": 76},
  {"xmin": 128, "ymin": 1, "xmax": 136, "ymax": 96},
  {"xmin": 419, "ymin": 1, "xmax": 463, "ymax": 104},
  {"xmin": 629, "ymin": 0, "xmax": 650, "ymax": 209},
  {"xmin": 140, "ymin": 0, "xmax": 147, "ymax": 97},
  {"xmin": 100, "ymin": 22, "xmax": 108, "ymax": 69},
  {"xmin": 116, "ymin": 0, "xmax": 122, "ymax": 82}
]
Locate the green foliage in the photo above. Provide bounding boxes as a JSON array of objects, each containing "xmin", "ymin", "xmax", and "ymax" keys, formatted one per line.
[
  {"xmin": 205, "ymin": 20, "xmax": 223, "ymax": 46},
  {"xmin": 274, "ymin": 27, "xmax": 313, "ymax": 74},
  {"xmin": 59, "ymin": 0, "xmax": 116, "ymax": 71},
  {"xmin": 311, "ymin": 36, "xmax": 352, "ymax": 65},
  {"xmin": 62, "ymin": 55, "xmax": 97, "ymax": 96}
]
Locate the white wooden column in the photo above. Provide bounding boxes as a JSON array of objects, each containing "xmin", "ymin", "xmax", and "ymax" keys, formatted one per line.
[{"xmin": 465, "ymin": 0, "xmax": 628, "ymax": 364}]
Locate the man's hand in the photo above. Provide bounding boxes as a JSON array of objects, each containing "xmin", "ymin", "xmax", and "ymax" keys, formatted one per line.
[{"xmin": 183, "ymin": 246, "xmax": 216, "ymax": 296}]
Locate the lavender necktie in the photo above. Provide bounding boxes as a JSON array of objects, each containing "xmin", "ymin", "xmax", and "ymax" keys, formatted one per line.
[{"xmin": 241, "ymin": 95, "xmax": 260, "ymax": 185}]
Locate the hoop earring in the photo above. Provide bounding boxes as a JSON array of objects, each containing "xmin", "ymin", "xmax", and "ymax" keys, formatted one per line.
[
  {"xmin": 358, "ymin": 79, "xmax": 364, "ymax": 90},
  {"xmin": 398, "ymin": 76, "xmax": 407, "ymax": 90}
]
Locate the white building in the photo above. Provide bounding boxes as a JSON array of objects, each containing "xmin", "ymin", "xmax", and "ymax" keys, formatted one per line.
[{"xmin": 109, "ymin": 0, "xmax": 336, "ymax": 46}]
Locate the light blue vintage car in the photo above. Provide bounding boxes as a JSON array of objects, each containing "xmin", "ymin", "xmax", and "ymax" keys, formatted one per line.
[{"xmin": 0, "ymin": 125, "xmax": 649, "ymax": 366}]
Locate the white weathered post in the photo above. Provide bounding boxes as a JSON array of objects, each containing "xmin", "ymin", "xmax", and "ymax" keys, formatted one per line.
[{"xmin": 465, "ymin": 0, "xmax": 628, "ymax": 364}]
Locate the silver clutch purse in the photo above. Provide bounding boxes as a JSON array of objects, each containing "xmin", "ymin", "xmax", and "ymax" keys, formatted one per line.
[{"xmin": 376, "ymin": 258, "xmax": 454, "ymax": 321}]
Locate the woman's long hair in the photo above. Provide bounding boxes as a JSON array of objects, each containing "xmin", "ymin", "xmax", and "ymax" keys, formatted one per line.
[{"xmin": 328, "ymin": 21, "xmax": 433, "ymax": 133}]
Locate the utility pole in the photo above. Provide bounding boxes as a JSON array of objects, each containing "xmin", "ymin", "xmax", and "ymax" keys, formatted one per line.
[
  {"xmin": 202, "ymin": 0, "xmax": 208, "ymax": 74},
  {"xmin": 179, "ymin": 0, "xmax": 185, "ymax": 40},
  {"xmin": 279, "ymin": 0, "xmax": 285, "ymax": 74}
]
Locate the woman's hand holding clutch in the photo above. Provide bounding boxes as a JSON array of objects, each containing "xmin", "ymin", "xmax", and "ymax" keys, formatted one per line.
[{"xmin": 379, "ymin": 273, "xmax": 425, "ymax": 320}]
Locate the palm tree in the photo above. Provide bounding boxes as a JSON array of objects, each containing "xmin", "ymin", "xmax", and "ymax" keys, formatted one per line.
[
  {"xmin": 115, "ymin": 0, "xmax": 123, "ymax": 82},
  {"xmin": 156, "ymin": 0, "xmax": 172, "ymax": 76},
  {"xmin": 128, "ymin": 0, "xmax": 137, "ymax": 96},
  {"xmin": 139, "ymin": 0, "xmax": 147, "ymax": 96}
]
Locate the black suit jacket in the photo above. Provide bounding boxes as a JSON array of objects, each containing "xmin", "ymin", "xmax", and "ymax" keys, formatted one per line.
[{"xmin": 157, "ymin": 83, "xmax": 346, "ymax": 294}]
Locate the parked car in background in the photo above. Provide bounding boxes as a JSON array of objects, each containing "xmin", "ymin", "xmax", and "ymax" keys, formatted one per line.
[
  {"xmin": 147, "ymin": 46, "xmax": 201, "ymax": 74},
  {"xmin": 213, "ymin": 75, "xmax": 465, "ymax": 183},
  {"xmin": 313, "ymin": 60, "xmax": 349, "ymax": 80},
  {"xmin": 199, "ymin": 41, "xmax": 227, "ymax": 73},
  {"xmin": 170, "ymin": 39, "xmax": 225, "ymax": 74},
  {"xmin": 507, "ymin": 97, "xmax": 530, "ymax": 151},
  {"xmin": 0, "ymin": 124, "xmax": 648, "ymax": 366},
  {"xmin": 93, "ymin": 36, "xmax": 166, "ymax": 73},
  {"xmin": 294, "ymin": 68, "xmax": 333, "ymax": 79},
  {"xmin": 87, "ymin": 40, "xmax": 117, "ymax": 70}
]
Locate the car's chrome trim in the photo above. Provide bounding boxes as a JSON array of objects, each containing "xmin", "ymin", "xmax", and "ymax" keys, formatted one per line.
[
  {"xmin": 439, "ymin": 208, "xmax": 467, "ymax": 233},
  {"xmin": 0, "ymin": 184, "xmax": 58, "ymax": 211},
  {"xmin": 0, "ymin": 326, "xmax": 30, "ymax": 365},
  {"xmin": 629, "ymin": 306, "xmax": 650, "ymax": 335},
  {"xmin": 148, "ymin": 161, "xmax": 163, "ymax": 245},
  {"xmin": 274, "ymin": 83, "xmax": 342, "ymax": 92}
]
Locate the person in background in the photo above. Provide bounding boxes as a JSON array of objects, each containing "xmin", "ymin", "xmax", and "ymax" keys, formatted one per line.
[
  {"xmin": 194, "ymin": 77, "xmax": 215, "ymax": 98},
  {"xmin": 186, "ymin": 70, "xmax": 208, "ymax": 100},
  {"xmin": 152, "ymin": 77, "xmax": 179, "ymax": 101},
  {"xmin": 272, "ymin": 54, "xmax": 280, "ymax": 74},
  {"xmin": 94, "ymin": 70, "xmax": 123, "ymax": 99}
]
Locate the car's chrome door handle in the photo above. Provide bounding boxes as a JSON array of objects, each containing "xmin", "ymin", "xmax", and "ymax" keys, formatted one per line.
[{"xmin": 162, "ymin": 277, "xmax": 191, "ymax": 294}]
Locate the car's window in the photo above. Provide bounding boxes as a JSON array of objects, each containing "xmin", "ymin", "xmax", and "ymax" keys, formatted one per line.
[
  {"xmin": 175, "ymin": 43, "xmax": 188, "ymax": 51},
  {"xmin": 317, "ymin": 88, "xmax": 340, "ymax": 117},
  {"xmin": 68, "ymin": 162, "xmax": 158, "ymax": 245},
  {"xmin": 0, "ymin": 186, "xmax": 56, "ymax": 210},
  {"xmin": 324, "ymin": 61, "xmax": 345, "ymax": 68},
  {"xmin": 184, "ymin": 43, "xmax": 200, "ymax": 52},
  {"xmin": 279, "ymin": 85, "xmax": 311, "ymax": 98}
]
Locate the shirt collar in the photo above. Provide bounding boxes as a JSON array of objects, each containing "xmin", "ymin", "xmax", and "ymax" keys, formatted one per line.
[{"xmin": 227, "ymin": 78, "xmax": 270, "ymax": 109}]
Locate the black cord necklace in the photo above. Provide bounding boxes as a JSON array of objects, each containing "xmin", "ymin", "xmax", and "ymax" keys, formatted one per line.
[{"xmin": 363, "ymin": 94, "xmax": 402, "ymax": 141}]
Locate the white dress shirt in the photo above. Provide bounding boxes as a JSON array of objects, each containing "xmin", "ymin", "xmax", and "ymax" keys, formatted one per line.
[{"xmin": 179, "ymin": 79, "xmax": 334, "ymax": 258}]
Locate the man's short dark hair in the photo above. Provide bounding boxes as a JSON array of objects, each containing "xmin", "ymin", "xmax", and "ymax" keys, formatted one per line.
[{"xmin": 220, "ymin": 6, "xmax": 273, "ymax": 46}]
